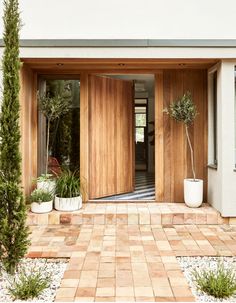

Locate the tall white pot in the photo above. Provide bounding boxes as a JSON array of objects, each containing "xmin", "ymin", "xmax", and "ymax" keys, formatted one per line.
[
  {"xmin": 184, "ymin": 179, "xmax": 203, "ymax": 208},
  {"xmin": 54, "ymin": 195, "xmax": 82, "ymax": 212}
]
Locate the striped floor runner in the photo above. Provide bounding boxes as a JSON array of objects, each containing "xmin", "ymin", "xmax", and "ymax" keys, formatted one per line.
[{"xmin": 97, "ymin": 172, "xmax": 155, "ymax": 201}]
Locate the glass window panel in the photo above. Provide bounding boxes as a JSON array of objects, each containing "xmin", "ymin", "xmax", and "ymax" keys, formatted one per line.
[
  {"xmin": 38, "ymin": 79, "xmax": 80, "ymax": 175},
  {"xmin": 135, "ymin": 107, "xmax": 146, "ymax": 114},
  {"xmin": 135, "ymin": 98, "xmax": 147, "ymax": 104},
  {"xmin": 135, "ymin": 113, "xmax": 146, "ymax": 126},
  {"xmin": 135, "ymin": 128, "xmax": 144, "ymax": 142}
]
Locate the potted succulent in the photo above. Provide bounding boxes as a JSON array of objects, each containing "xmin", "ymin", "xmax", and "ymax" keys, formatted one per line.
[
  {"xmin": 54, "ymin": 169, "xmax": 82, "ymax": 211},
  {"xmin": 30, "ymin": 189, "xmax": 53, "ymax": 213},
  {"xmin": 164, "ymin": 91, "xmax": 203, "ymax": 207},
  {"xmin": 37, "ymin": 93, "xmax": 69, "ymax": 190}
]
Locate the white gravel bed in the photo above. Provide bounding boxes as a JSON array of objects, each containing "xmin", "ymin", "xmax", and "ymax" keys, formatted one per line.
[
  {"xmin": 177, "ymin": 256, "xmax": 236, "ymax": 302},
  {"xmin": 0, "ymin": 258, "xmax": 67, "ymax": 303}
]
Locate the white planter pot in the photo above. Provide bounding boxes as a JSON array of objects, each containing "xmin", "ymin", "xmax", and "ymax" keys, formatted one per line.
[
  {"xmin": 54, "ymin": 195, "xmax": 82, "ymax": 211},
  {"xmin": 37, "ymin": 180, "xmax": 56, "ymax": 193},
  {"xmin": 184, "ymin": 179, "xmax": 203, "ymax": 208},
  {"xmin": 31, "ymin": 200, "xmax": 53, "ymax": 213}
]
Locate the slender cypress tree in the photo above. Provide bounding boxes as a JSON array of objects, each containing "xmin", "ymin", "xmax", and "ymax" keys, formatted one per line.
[{"xmin": 0, "ymin": 0, "xmax": 30, "ymax": 274}]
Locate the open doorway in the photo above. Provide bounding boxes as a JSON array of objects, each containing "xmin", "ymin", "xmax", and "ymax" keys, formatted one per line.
[{"xmin": 96, "ymin": 74, "xmax": 155, "ymax": 201}]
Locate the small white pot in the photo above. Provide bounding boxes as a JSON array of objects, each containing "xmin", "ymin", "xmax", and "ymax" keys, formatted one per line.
[
  {"xmin": 37, "ymin": 180, "xmax": 56, "ymax": 193},
  {"xmin": 54, "ymin": 195, "xmax": 82, "ymax": 211},
  {"xmin": 31, "ymin": 200, "xmax": 53, "ymax": 213},
  {"xmin": 184, "ymin": 179, "xmax": 203, "ymax": 208}
]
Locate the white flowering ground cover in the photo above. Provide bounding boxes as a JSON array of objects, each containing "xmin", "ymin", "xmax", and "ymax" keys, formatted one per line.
[
  {"xmin": 0, "ymin": 258, "xmax": 67, "ymax": 303},
  {"xmin": 177, "ymin": 256, "xmax": 236, "ymax": 302}
]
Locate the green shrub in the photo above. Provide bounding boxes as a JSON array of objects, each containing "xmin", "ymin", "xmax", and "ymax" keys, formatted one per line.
[
  {"xmin": 0, "ymin": 0, "xmax": 30, "ymax": 274},
  {"xmin": 56, "ymin": 169, "xmax": 80, "ymax": 198},
  {"xmin": 36, "ymin": 174, "xmax": 54, "ymax": 182},
  {"xmin": 192, "ymin": 261, "xmax": 236, "ymax": 299},
  {"xmin": 29, "ymin": 189, "xmax": 53, "ymax": 204},
  {"xmin": 7, "ymin": 266, "xmax": 51, "ymax": 300}
]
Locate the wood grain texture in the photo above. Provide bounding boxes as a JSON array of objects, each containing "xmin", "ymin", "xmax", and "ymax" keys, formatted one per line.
[
  {"xmin": 20, "ymin": 64, "xmax": 37, "ymax": 195},
  {"xmin": 80, "ymin": 73, "xmax": 89, "ymax": 201},
  {"xmin": 88, "ymin": 75, "xmax": 134, "ymax": 199},
  {"xmin": 156, "ymin": 69, "xmax": 208, "ymax": 202}
]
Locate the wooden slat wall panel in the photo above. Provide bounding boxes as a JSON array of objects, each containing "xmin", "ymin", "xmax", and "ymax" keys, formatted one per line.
[
  {"xmin": 88, "ymin": 75, "xmax": 134, "ymax": 199},
  {"xmin": 116, "ymin": 80, "xmax": 134, "ymax": 194},
  {"xmin": 80, "ymin": 73, "xmax": 89, "ymax": 201},
  {"xmin": 156, "ymin": 69, "xmax": 207, "ymax": 202},
  {"xmin": 20, "ymin": 65, "xmax": 37, "ymax": 195}
]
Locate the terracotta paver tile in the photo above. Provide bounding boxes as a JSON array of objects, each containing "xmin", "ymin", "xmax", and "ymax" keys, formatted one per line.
[
  {"xmin": 83, "ymin": 261, "xmax": 99, "ymax": 271},
  {"xmin": 116, "ymin": 271, "xmax": 133, "ymax": 287},
  {"xmin": 155, "ymin": 296, "xmax": 175, "ymax": 302},
  {"xmin": 55, "ymin": 298, "xmax": 75, "ymax": 302},
  {"xmin": 60, "ymin": 278, "xmax": 80, "ymax": 288},
  {"xmin": 115, "ymin": 297, "xmax": 135, "ymax": 302},
  {"xmin": 76, "ymin": 287, "xmax": 96, "ymax": 297},
  {"xmin": 151, "ymin": 278, "xmax": 170, "ymax": 287},
  {"xmin": 134, "ymin": 287, "xmax": 154, "ymax": 297},
  {"xmin": 63, "ymin": 270, "xmax": 81, "ymax": 279},
  {"xmin": 175, "ymin": 297, "xmax": 195, "ymax": 302},
  {"xmin": 79, "ymin": 271, "xmax": 97, "ymax": 287},
  {"xmin": 116, "ymin": 287, "xmax": 134, "ymax": 296},
  {"xmin": 95, "ymin": 296, "xmax": 115, "ymax": 302},
  {"xmin": 96, "ymin": 287, "xmax": 115, "ymax": 297},
  {"xmin": 153, "ymin": 286, "xmax": 173, "ymax": 297},
  {"xmin": 74, "ymin": 297, "xmax": 94, "ymax": 302},
  {"xmin": 169, "ymin": 277, "xmax": 189, "ymax": 287},
  {"xmin": 56, "ymin": 287, "xmax": 77, "ymax": 298},
  {"xmin": 133, "ymin": 270, "xmax": 151, "ymax": 287},
  {"xmin": 97, "ymin": 278, "xmax": 115, "ymax": 288},
  {"xmin": 172, "ymin": 286, "xmax": 193, "ymax": 297}
]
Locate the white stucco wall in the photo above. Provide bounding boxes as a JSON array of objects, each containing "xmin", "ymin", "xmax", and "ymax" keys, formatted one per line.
[
  {"xmin": 208, "ymin": 61, "xmax": 236, "ymax": 216},
  {"xmin": 1, "ymin": 0, "xmax": 236, "ymax": 39}
]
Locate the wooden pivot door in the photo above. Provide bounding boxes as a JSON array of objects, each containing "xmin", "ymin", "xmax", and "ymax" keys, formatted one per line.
[{"xmin": 89, "ymin": 75, "xmax": 134, "ymax": 199}]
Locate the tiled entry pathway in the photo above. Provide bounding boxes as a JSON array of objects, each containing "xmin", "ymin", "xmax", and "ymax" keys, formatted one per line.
[{"xmin": 28, "ymin": 224, "xmax": 236, "ymax": 302}]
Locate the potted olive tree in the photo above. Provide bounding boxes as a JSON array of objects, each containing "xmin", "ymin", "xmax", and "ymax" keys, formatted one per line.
[
  {"xmin": 37, "ymin": 93, "xmax": 69, "ymax": 191},
  {"xmin": 164, "ymin": 92, "xmax": 203, "ymax": 207},
  {"xmin": 55, "ymin": 169, "xmax": 82, "ymax": 211},
  {"xmin": 30, "ymin": 189, "xmax": 54, "ymax": 213}
]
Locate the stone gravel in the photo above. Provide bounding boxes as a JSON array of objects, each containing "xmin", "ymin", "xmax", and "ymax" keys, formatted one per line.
[
  {"xmin": 177, "ymin": 256, "xmax": 236, "ymax": 302},
  {"xmin": 0, "ymin": 258, "xmax": 67, "ymax": 303}
]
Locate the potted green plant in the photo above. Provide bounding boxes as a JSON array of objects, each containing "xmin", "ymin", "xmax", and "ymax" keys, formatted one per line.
[
  {"xmin": 36, "ymin": 173, "xmax": 55, "ymax": 193},
  {"xmin": 37, "ymin": 93, "xmax": 69, "ymax": 191},
  {"xmin": 29, "ymin": 189, "xmax": 53, "ymax": 213},
  {"xmin": 55, "ymin": 170, "xmax": 82, "ymax": 211},
  {"xmin": 164, "ymin": 91, "xmax": 203, "ymax": 207}
]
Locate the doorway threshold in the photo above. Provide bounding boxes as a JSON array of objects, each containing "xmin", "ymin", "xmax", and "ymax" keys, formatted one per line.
[{"xmin": 94, "ymin": 172, "xmax": 155, "ymax": 201}]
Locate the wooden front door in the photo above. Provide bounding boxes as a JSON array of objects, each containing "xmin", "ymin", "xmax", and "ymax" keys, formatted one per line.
[{"xmin": 88, "ymin": 75, "xmax": 134, "ymax": 199}]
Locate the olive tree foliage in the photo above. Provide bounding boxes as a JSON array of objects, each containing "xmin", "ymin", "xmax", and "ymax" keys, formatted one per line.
[
  {"xmin": 38, "ymin": 93, "xmax": 69, "ymax": 175},
  {"xmin": 164, "ymin": 92, "xmax": 198, "ymax": 180}
]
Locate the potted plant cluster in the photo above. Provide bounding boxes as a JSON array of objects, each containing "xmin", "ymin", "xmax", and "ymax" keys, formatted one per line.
[
  {"xmin": 30, "ymin": 189, "xmax": 53, "ymax": 213},
  {"xmin": 164, "ymin": 91, "xmax": 203, "ymax": 208},
  {"xmin": 55, "ymin": 170, "xmax": 82, "ymax": 211}
]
